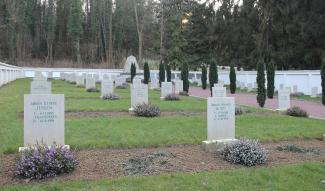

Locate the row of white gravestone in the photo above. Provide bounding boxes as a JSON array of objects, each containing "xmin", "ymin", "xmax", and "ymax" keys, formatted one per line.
[
  {"xmin": 203, "ymin": 83, "xmax": 236, "ymax": 152},
  {"xmin": 21, "ymin": 72, "xmax": 66, "ymax": 151}
]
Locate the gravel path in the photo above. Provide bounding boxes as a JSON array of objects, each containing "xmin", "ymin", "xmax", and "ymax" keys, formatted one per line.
[{"xmin": 189, "ymin": 87, "xmax": 325, "ymax": 119}]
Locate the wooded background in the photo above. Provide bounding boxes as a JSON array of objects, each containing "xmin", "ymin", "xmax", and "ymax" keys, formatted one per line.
[{"xmin": 0, "ymin": 0, "xmax": 324, "ymax": 70}]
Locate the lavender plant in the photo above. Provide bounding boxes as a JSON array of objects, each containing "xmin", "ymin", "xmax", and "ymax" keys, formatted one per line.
[
  {"xmin": 134, "ymin": 103, "xmax": 161, "ymax": 117},
  {"xmin": 179, "ymin": 91, "xmax": 189, "ymax": 96},
  {"xmin": 86, "ymin": 88, "xmax": 99, "ymax": 92},
  {"xmin": 14, "ymin": 144, "xmax": 78, "ymax": 180},
  {"xmin": 165, "ymin": 94, "xmax": 180, "ymax": 101},
  {"xmin": 222, "ymin": 139, "xmax": 268, "ymax": 166},
  {"xmin": 286, "ymin": 106, "xmax": 308, "ymax": 117},
  {"xmin": 102, "ymin": 93, "xmax": 120, "ymax": 100}
]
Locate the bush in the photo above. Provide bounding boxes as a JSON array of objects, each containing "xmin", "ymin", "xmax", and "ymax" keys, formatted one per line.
[
  {"xmin": 286, "ymin": 106, "xmax": 308, "ymax": 117},
  {"xmin": 321, "ymin": 56, "xmax": 325, "ymax": 105},
  {"xmin": 102, "ymin": 93, "xmax": 120, "ymax": 100},
  {"xmin": 267, "ymin": 60, "xmax": 275, "ymax": 99},
  {"xmin": 166, "ymin": 64, "xmax": 171, "ymax": 82},
  {"xmin": 179, "ymin": 91, "xmax": 189, "ymax": 96},
  {"xmin": 131, "ymin": 63, "xmax": 136, "ymax": 83},
  {"xmin": 290, "ymin": 92, "xmax": 304, "ymax": 97},
  {"xmin": 86, "ymin": 88, "xmax": 99, "ymax": 92},
  {"xmin": 256, "ymin": 59, "xmax": 266, "ymax": 107},
  {"xmin": 201, "ymin": 65, "xmax": 207, "ymax": 90},
  {"xmin": 165, "ymin": 94, "xmax": 180, "ymax": 101},
  {"xmin": 14, "ymin": 144, "xmax": 78, "ymax": 180},
  {"xmin": 235, "ymin": 105, "xmax": 243, "ymax": 115},
  {"xmin": 133, "ymin": 103, "xmax": 161, "ymax": 117},
  {"xmin": 209, "ymin": 59, "xmax": 218, "ymax": 95},
  {"xmin": 181, "ymin": 63, "xmax": 189, "ymax": 92},
  {"xmin": 229, "ymin": 64, "xmax": 236, "ymax": 94},
  {"xmin": 222, "ymin": 139, "xmax": 268, "ymax": 166},
  {"xmin": 143, "ymin": 62, "xmax": 150, "ymax": 84},
  {"xmin": 159, "ymin": 61, "xmax": 165, "ymax": 87}
]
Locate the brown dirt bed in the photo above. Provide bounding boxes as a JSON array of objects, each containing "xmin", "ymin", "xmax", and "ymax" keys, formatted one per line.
[{"xmin": 1, "ymin": 139, "xmax": 325, "ymax": 186}]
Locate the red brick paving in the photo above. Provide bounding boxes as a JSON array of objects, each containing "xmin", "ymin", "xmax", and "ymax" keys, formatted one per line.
[{"xmin": 189, "ymin": 87, "xmax": 325, "ymax": 119}]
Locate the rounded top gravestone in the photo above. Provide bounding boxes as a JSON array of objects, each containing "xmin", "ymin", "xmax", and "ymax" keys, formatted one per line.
[{"xmin": 123, "ymin": 55, "xmax": 140, "ymax": 74}]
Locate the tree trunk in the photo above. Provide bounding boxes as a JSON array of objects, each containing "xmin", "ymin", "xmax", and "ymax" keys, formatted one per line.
[
  {"xmin": 133, "ymin": 0, "xmax": 143, "ymax": 66},
  {"xmin": 75, "ymin": 40, "xmax": 82, "ymax": 65},
  {"xmin": 160, "ymin": 4, "xmax": 164, "ymax": 61},
  {"xmin": 108, "ymin": 0, "xmax": 113, "ymax": 68}
]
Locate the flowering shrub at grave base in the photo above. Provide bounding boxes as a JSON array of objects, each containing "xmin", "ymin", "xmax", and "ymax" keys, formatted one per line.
[
  {"xmin": 86, "ymin": 88, "xmax": 99, "ymax": 92},
  {"xmin": 134, "ymin": 103, "xmax": 161, "ymax": 117},
  {"xmin": 179, "ymin": 91, "xmax": 189, "ymax": 96},
  {"xmin": 290, "ymin": 92, "xmax": 304, "ymax": 97},
  {"xmin": 286, "ymin": 106, "xmax": 308, "ymax": 118},
  {"xmin": 116, "ymin": 84, "xmax": 128, "ymax": 89},
  {"xmin": 165, "ymin": 94, "xmax": 180, "ymax": 101},
  {"xmin": 102, "ymin": 93, "xmax": 120, "ymax": 100},
  {"xmin": 222, "ymin": 139, "xmax": 268, "ymax": 166},
  {"xmin": 235, "ymin": 105, "xmax": 243, "ymax": 115},
  {"xmin": 14, "ymin": 144, "xmax": 78, "ymax": 180}
]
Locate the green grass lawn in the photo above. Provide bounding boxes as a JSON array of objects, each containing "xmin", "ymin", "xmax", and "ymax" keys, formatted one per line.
[
  {"xmin": 2, "ymin": 163, "xmax": 325, "ymax": 191},
  {"xmin": 0, "ymin": 79, "xmax": 325, "ymax": 154}
]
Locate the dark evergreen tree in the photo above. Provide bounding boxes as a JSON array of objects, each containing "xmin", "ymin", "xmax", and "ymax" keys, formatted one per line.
[
  {"xmin": 143, "ymin": 62, "xmax": 150, "ymax": 84},
  {"xmin": 256, "ymin": 59, "xmax": 266, "ymax": 107},
  {"xmin": 159, "ymin": 61, "xmax": 165, "ymax": 87},
  {"xmin": 209, "ymin": 59, "xmax": 218, "ymax": 95},
  {"xmin": 321, "ymin": 56, "xmax": 325, "ymax": 105},
  {"xmin": 166, "ymin": 64, "xmax": 171, "ymax": 82},
  {"xmin": 267, "ymin": 60, "xmax": 275, "ymax": 99},
  {"xmin": 130, "ymin": 63, "xmax": 136, "ymax": 83},
  {"xmin": 181, "ymin": 62, "xmax": 189, "ymax": 92},
  {"xmin": 229, "ymin": 64, "xmax": 236, "ymax": 94},
  {"xmin": 201, "ymin": 65, "xmax": 207, "ymax": 90}
]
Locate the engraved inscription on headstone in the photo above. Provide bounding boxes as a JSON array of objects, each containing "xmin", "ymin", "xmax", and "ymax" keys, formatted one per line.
[
  {"xmin": 101, "ymin": 79, "xmax": 114, "ymax": 97},
  {"xmin": 161, "ymin": 82, "xmax": 173, "ymax": 98},
  {"xmin": 207, "ymin": 97, "xmax": 235, "ymax": 140},
  {"xmin": 130, "ymin": 84, "xmax": 148, "ymax": 109},
  {"xmin": 278, "ymin": 89, "xmax": 291, "ymax": 110},
  {"xmin": 24, "ymin": 94, "xmax": 65, "ymax": 146},
  {"xmin": 31, "ymin": 81, "xmax": 52, "ymax": 94},
  {"xmin": 174, "ymin": 80, "xmax": 183, "ymax": 94},
  {"xmin": 212, "ymin": 86, "xmax": 226, "ymax": 98}
]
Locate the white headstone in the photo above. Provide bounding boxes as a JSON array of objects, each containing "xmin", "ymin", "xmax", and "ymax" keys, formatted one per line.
[
  {"xmin": 130, "ymin": 84, "xmax": 148, "ymax": 110},
  {"xmin": 132, "ymin": 78, "xmax": 142, "ymax": 87},
  {"xmin": 293, "ymin": 85, "xmax": 298, "ymax": 93},
  {"xmin": 278, "ymin": 89, "xmax": 291, "ymax": 110},
  {"xmin": 161, "ymin": 82, "xmax": 173, "ymax": 98},
  {"xmin": 247, "ymin": 83, "xmax": 253, "ymax": 92},
  {"xmin": 311, "ymin": 87, "xmax": 318, "ymax": 98},
  {"xmin": 240, "ymin": 82, "xmax": 245, "ymax": 89},
  {"xmin": 34, "ymin": 71, "xmax": 46, "ymax": 81},
  {"xmin": 214, "ymin": 83, "xmax": 224, "ymax": 87},
  {"xmin": 24, "ymin": 94, "xmax": 65, "ymax": 146},
  {"xmin": 279, "ymin": 84, "xmax": 284, "ymax": 90},
  {"xmin": 174, "ymin": 80, "xmax": 183, "ymax": 94},
  {"xmin": 207, "ymin": 97, "xmax": 235, "ymax": 141},
  {"xmin": 115, "ymin": 77, "xmax": 126, "ymax": 87},
  {"xmin": 150, "ymin": 78, "xmax": 159, "ymax": 89},
  {"xmin": 76, "ymin": 75, "xmax": 85, "ymax": 87},
  {"xmin": 31, "ymin": 81, "xmax": 52, "ymax": 94},
  {"xmin": 48, "ymin": 72, "xmax": 53, "ymax": 79},
  {"xmin": 86, "ymin": 77, "xmax": 96, "ymax": 90},
  {"xmin": 101, "ymin": 79, "xmax": 114, "ymax": 97},
  {"xmin": 212, "ymin": 86, "xmax": 227, "ymax": 97}
]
